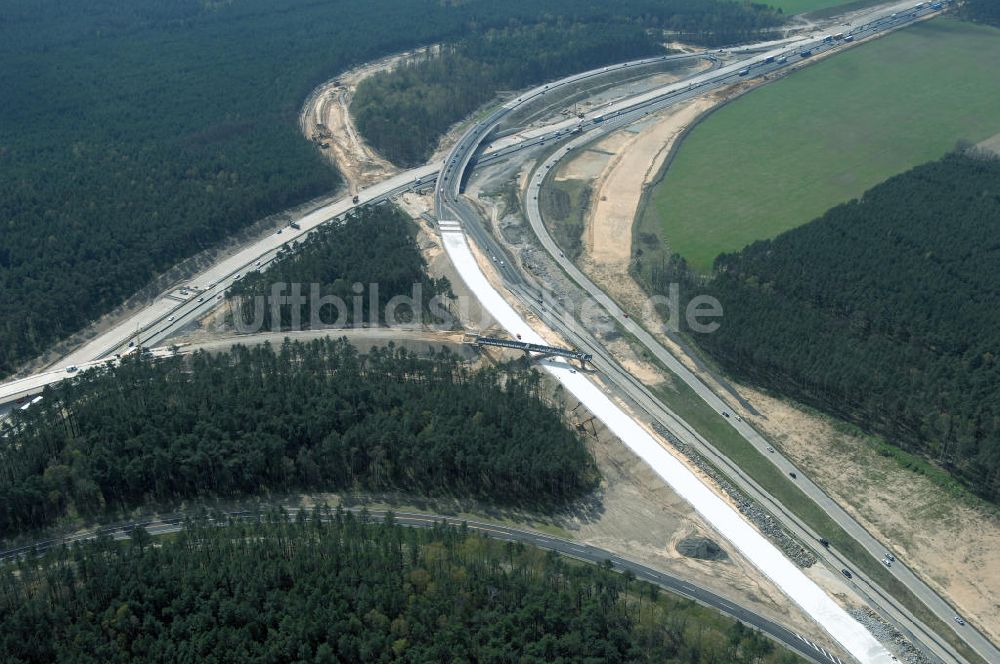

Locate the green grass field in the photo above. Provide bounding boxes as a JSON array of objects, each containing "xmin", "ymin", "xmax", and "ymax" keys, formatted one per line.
[
  {"xmin": 640, "ymin": 18, "xmax": 1000, "ymax": 272},
  {"xmin": 768, "ymin": 0, "xmax": 863, "ymax": 15}
]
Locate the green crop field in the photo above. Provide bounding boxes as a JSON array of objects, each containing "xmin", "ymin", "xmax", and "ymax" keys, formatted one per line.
[{"xmin": 639, "ymin": 18, "xmax": 1000, "ymax": 272}]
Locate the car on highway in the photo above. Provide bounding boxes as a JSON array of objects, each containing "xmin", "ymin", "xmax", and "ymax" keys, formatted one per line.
[
  {"xmin": 167, "ymin": 316, "xmax": 175, "ymax": 322},
  {"xmin": 65, "ymin": 365, "xmax": 78, "ymax": 373},
  {"xmin": 789, "ymin": 471, "xmax": 797, "ymax": 479},
  {"xmin": 842, "ymin": 569, "xmax": 852, "ymax": 579},
  {"xmin": 954, "ymin": 616, "xmax": 965, "ymax": 626},
  {"xmin": 885, "ymin": 552, "xmax": 896, "ymax": 562},
  {"xmin": 197, "ymin": 297, "xmax": 203, "ymax": 302},
  {"xmin": 722, "ymin": 411, "xmax": 730, "ymax": 418},
  {"xmin": 767, "ymin": 446, "xmax": 775, "ymax": 453}
]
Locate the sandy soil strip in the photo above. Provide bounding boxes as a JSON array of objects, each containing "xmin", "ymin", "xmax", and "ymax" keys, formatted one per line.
[{"xmin": 585, "ymin": 98, "xmax": 715, "ymax": 266}]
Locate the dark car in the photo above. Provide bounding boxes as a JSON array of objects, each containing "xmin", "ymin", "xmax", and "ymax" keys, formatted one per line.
[{"xmin": 842, "ymin": 569, "xmax": 852, "ymax": 579}]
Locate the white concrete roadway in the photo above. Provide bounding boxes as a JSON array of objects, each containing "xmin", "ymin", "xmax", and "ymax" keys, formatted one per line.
[{"xmin": 436, "ymin": 218, "xmax": 895, "ymax": 664}]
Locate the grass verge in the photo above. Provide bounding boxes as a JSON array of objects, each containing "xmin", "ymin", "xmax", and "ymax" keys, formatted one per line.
[
  {"xmin": 645, "ymin": 372, "xmax": 986, "ymax": 664},
  {"xmin": 539, "ymin": 177, "xmax": 591, "ymax": 259}
]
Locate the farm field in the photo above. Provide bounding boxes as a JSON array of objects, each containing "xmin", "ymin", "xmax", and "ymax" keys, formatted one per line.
[{"xmin": 639, "ymin": 18, "xmax": 1000, "ymax": 272}]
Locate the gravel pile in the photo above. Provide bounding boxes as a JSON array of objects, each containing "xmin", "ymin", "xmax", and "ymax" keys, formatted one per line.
[
  {"xmin": 652, "ymin": 422, "xmax": 817, "ymax": 568},
  {"xmin": 676, "ymin": 535, "xmax": 728, "ymax": 561},
  {"xmin": 848, "ymin": 606, "xmax": 931, "ymax": 664}
]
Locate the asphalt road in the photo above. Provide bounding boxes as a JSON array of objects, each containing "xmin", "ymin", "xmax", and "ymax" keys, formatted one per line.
[
  {"xmin": 0, "ymin": 507, "xmax": 843, "ymax": 664},
  {"xmin": 436, "ymin": 4, "xmax": 997, "ymax": 663},
  {"xmin": 0, "ymin": 2, "xmax": 981, "ymax": 661},
  {"xmin": 516, "ymin": 15, "xmax": 1000, "ymax": 664}
]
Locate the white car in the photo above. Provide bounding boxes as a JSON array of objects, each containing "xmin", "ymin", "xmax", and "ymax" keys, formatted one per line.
[
  {"xmin": 65, "ymin": 365, "xmax": 78, "ymax": 373},
  {"xmin": 197, "ymin": 297, "xmax": 204, "ymax": 302},
  {"xmin": 168, "ymin": 316, "xmax": 175, "ymax": 322}
]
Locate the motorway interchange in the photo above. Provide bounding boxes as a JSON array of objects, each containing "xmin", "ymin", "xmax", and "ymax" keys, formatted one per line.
[{"xmin": 1, "ymin": 2, "xmax": 993, "ymax": 663}]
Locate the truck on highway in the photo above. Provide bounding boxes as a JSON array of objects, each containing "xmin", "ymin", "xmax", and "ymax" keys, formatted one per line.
[
  {"xmin": 834, "ymin": 32, "xmax": 844, "ymax": 39},
  {"xmin": 593, "ymin": 115, "xmax": 605, "ymax": 123},
  {"xmin": 352, "ymin": 195, "xmax": 359, "ymax": 204},
  {"xmin": 822, "ymin": 35, "xmax": 833, "ymax": 43},
  {"xmin": 800, "ymin": 50, "xmax": 813, "ymax": 58},
  {"xmin": 738, "ymin": 68, "xmax": 750, "ymax": 76},
  {"xmin": 764, "ymin": 56, "xmax": 775, "ymax": 64},
  {"xmin": 289, "ymin": 221, "xmax": 300, "ymax": 230},
  {"xmin": 776, "ymin": 56, "xmax": 788, "ymax": 64}
]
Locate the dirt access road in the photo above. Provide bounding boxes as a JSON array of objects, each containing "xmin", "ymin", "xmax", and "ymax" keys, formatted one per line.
[{"xmin": 299, "ymin": 48, "xmax": 439, "ymax": 192}]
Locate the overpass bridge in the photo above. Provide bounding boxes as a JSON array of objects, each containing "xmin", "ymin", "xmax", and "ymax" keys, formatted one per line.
[{"xmin": 472, "ymin": 335, "xmax": 592, "ymax": 365}]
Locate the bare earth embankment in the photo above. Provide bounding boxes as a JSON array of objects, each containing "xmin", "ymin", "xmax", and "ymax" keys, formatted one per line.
[
  {"xmin": 550, "ymin": 77, "xmax": 1000, "ymax": 643},
  {"xmin": 299, "ymin": 49, "xmax": 437, "ymax": 191}
]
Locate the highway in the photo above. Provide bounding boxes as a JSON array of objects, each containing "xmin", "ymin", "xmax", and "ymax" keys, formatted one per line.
[
  {"xmin": 0, "ymin": 507, "xmax": 845, "ymax": 664},
  {"xmin": 523, "ymin": 134, "xmax": 993, "ymax": 664},
  {"xmin": 0, "ymin": 1, "xmax": 984, "ymax": 662},
  {"xmin": 435, "ymin": 3, "xmax": 994, "ymax": 663},
  {"xmin": 0, "ymin": 2, "xmax": 925, "ymax": 405},
  {"xmin": 434, "ymin": 57, "xmax": 901, "ymax": 664}
]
